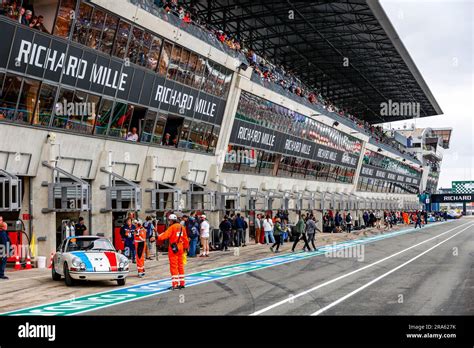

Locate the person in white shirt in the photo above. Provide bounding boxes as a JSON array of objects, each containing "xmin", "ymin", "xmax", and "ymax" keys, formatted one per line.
[
  {"xmin": 262, "ymin": 215, "xmax": 275, "ymax": 245},
  {"xmin": 125, "ymin": 127, "xmax": 139, "ymax": 142},
  {"xmin": 199, "ymin": 215, "xmax": 210, "ymax": 257}
]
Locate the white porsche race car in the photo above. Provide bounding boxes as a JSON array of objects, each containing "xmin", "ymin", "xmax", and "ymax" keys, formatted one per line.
[{"xmin": 51, "ymin": 236, "xmax": 130, "ymax": 286}]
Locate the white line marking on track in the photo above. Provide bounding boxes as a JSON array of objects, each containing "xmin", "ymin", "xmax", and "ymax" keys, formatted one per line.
[
  {"xmin": 310, "ymin": 223, "xmax": 473, "ymax": 316},
  {"xmin": 250, "ymin": 221, "xmax": 473, "ymax": 316}
]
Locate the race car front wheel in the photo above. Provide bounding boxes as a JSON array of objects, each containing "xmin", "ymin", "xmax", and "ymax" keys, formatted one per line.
[
  {"xmin": 117, "ymin": 278, "xmax": 126, "ymax": 286},
  {"xmin": 51, "ymin": 261, "xmax": 61, "ymax": 281},
  {"xmin": 64, "ymin": 263, "xmax": 76, "ymax": 286}
]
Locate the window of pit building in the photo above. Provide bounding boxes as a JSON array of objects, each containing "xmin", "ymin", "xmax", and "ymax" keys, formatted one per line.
[
  {"xmin": 140, "ymin": 110, "xmax": 157, "ymax": 143},
  {"xmin": 107, "ymin": 103, "xmax": 148, "ymax": 142},
  {"xmin": 72, "ymin": 0, "xmax": 93, "ymax": 46},
  {"xmin": 127, "ymin": 26, "xmax": 146, "ymax": 66},
  {"xmin": 151, "ymin": 113, "xmax": 167, "ymax": 145},
  {"xmin": 161, "ymin": 114, "xmax": 183, "ymax": 148},
  {"xmin": 86, "ymin": 6, "xmax": 105, "ymax": 50},
  {"xmin": 223, "ymin": 145, "xmax": 277, "ymax": 175},
  {"xmin": 113, "ymin": 19, "xmax": 132, "ymax": 59},
  {"xmin": 147, "ymin": 35, "xmax": 162, "ymax": 71},
  {"xmin": 0, "ymin": 72, "xmax": 56, "ymax": 127},
  {"xmin": 32, "ymin": 81, "xmax": 58, "ymax": 127},
  {"xmin": 55, "ymin": 0, "xmax": 77, "ymax": 38},
  {"xmin": 192, "ymin": 56, "xmax": 207, "ymax": 90},
  {"xmin": 158, "ymin": 40, "xmax": 173, "ymax": 77},
  {"xmin": 177, "ymin": 118, "xmax": 192, "ymax": 149},
  {"xmin": 51, "ymin": 88, "xmax": 100, "ymax": 134},
  {"xmin": 167, "ymin": 44, "xmax": 182, "ymax": 81},
  {"xmin": 187, "ymin": 121, "xmax": 216, "ymax": 153},
  {"xmin": 51, "ymin": 87, "xmax": 73, "ymax": 129},
  {"xmin": 0, "ymin": 73, "xmax": 22, "ymax": 123},
  {"xmin": 176, "ymin": 48, "xmax": 191, "ymax": 85},
  {"xmin": 184, "ymin": 52, "xmax": 199, "ymax": 87},
  {"xmin": 16, "ymin": 77, "xmax": 40, "ymax": 125},
  {"xmin": 94, "ymin": 98, "xmax": 113, "ymax": 136}
]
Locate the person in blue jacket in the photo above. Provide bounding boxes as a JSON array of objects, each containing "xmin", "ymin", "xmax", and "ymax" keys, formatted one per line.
[{"xmin": 120, "ymin": 218, "xmax": 136, "ymax": 263}]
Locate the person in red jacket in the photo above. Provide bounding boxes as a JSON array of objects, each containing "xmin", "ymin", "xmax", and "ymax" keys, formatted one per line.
[
  {"xmin": 158, "ymin": 214, "xmax": 189, "ymax": 290},
  {"xmin": 134, "ymin": 220, "xmax": 147, "ymax": 278}
]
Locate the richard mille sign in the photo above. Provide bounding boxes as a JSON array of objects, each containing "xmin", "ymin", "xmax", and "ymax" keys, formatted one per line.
[
  {"xmin": 16, "ymin": 39, "xmax": 129, "ymax": 91},
  {"xmin": 430, "ymin": 194, "xmax": 474, "ymax": 203},
  {"xmin": 0, "ymin": 20, "xmax": 227, "ymax": 126},
  {"xmin": 229, "ymin": 118, "xmax": 360, "ymax": 168}
]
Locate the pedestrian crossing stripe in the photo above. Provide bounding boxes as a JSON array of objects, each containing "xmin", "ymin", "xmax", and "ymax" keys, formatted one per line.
[{"xmin": 1, "ymin": 220, "xmax": 454, "ymax": 316}]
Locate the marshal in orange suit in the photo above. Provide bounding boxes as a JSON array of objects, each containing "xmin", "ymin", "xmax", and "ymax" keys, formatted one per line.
[{"xmin": 158, "ymin": 214, "xmax": 189, "ymax": 290}]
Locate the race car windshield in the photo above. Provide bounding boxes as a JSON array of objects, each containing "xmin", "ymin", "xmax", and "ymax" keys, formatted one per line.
[{"xmin": 67, "ymin": 238, "xmax": 115, "ymax": 252}]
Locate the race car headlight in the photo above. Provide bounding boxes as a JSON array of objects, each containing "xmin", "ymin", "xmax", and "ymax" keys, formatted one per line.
[
  {"xmin": 80, "ymin": 262, "xmax": 86, "ymax": 270},
  {"xmin": 119, "ymin": 256, "xmax": 129, "ymax": 265},
  {"xmin": 71, "ymin": 257, "xmax": 81, "ymax": 267}
]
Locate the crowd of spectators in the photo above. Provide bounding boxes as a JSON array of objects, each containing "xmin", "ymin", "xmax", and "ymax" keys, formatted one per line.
[
  {"xmin": 1, "ymin": 1, "xmax": 49, "ymax": 33},
  {"xmin": 152, "ymin": 0, "xmax": 419, "ymax": 160}
]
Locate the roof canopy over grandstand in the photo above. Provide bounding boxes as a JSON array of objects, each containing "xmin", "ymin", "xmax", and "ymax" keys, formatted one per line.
[{"xmin": 193, "ymin": 0, "xmax": 443, "ymax": 123}]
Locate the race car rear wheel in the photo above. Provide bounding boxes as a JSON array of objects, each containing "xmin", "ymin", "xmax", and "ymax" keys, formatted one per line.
[
  {"xmin": 51, "ymin": 261, "xmax": 61, "ymax": 281},
  {"xmin": 64, "ymin": 263, "xmax": 76, "ymax": 286},
  {"xmin": 117, "ymin": 278, "xmax": 126, "ymax": 286}
]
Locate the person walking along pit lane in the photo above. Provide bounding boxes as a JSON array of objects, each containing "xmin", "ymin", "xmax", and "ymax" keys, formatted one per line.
[
  {"xmin": 305, "ymin": 215, "xmax": 319, "ymax": 252},
  {"xmin": 291, "ymin": 214, "xmax": 311, "ymax": 252},
  {"xmin": 158, "ymin": 214, "xmax": 189, "ymax": 290},
  {"xmin": 414, "ymin": 211, "xmax": 423, "ymax": 229},
  {"xmin": 0, "ymin": 216, "xmax": 9, "ymax": 280},
  {"xmin": 270, "ymin": 217, "xmax": 283, "ymax": 253}
]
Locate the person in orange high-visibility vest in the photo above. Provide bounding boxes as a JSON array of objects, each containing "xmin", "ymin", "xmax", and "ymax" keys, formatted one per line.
[
  {"xmin": 134, "ymin": 220, "xmax": 147, "ymax": 278},
  {"xmin": 158, "ymin": 214, "xmax": 189, "ymax": 290}
]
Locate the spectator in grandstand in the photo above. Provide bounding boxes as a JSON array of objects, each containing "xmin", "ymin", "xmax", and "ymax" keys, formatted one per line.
[
  {"xmin": 170, "ymin": 134, "xmax": 178, "ymax": 147},
  {"xmin": 32, "ymin": 15, "xmax": 49, "ymax": 34},
  {"xmin": 125, "ymin": 127, "xmax": 139, "ymax": 142},
  {"xmin": 163, "ymin": 0, "xmax": 178, "ymax": 14},
  {"xmin": 17, "ymin": 7, "xmax": 25, "ymax": 24}
]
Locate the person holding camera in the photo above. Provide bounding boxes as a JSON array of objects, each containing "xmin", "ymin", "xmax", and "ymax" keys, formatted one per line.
[{"xmin": 158, "ymin": 214, "xmax": 189, "ymax": 290}]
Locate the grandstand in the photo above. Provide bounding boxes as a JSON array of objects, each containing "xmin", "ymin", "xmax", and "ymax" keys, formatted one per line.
[{"xmin": 0, "ymin": 0, "xmax": 449, "ymax": 259}]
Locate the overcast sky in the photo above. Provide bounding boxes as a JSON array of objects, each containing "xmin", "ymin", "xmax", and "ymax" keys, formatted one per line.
[{"xmin": 379, "ymin": 0, "xmax": 473, "ymax": 188}]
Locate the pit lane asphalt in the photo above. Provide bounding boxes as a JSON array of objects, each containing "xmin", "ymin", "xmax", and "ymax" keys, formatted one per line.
[{"xmin": 86, "ymin": 218, "xmax": 474, "ymax": 315}]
